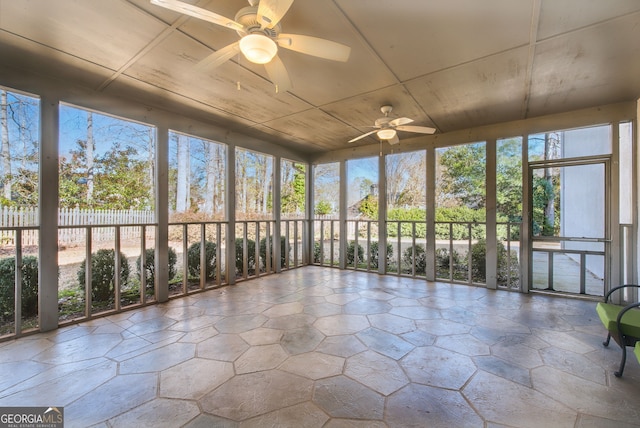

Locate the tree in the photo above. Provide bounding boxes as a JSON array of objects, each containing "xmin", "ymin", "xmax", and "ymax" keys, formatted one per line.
[
  {"xmin": 496, "ymin": 138, "xmax": 523, "ymax": 218},
  {"xmin": 282, "ymin": 161, "xmax": 305, "ymax": 215},
  {"xmin": 437, "ymin": 143, "xmax": 486, "ymax": 209},
  {"xmin": 175, "ymin": 133, "xmax": 191, "ymax": 212},
  {"xmin": 1, "ymin": 90, "xmax": 11, "ymax": 202},
  {"xmin": 386, "ymin": 151, "xmax": 426, "ymax": 208},
  {"xmin": 86, "ymin": 112, "xmax": 95, "ymax": 203}
]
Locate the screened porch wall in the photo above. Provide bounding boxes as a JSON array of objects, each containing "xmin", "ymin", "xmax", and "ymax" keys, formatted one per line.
[{"xmin": 0, "ymin": 69, "xmax": 638, "ymax": 337}]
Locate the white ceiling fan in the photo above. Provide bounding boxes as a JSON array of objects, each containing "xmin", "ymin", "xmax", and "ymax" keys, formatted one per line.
[
  {"xmin": 348, "ymin": 105, "xmax": 436, "ymax": 145},
  {"xmin": 150, "ymin": 0, "xmax": 351, "ymax": 93}
]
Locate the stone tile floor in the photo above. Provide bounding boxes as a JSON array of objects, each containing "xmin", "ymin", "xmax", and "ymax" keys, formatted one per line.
[{"xmin": 1, "ymin": 266, "xmax": 639, "ymax": 427}]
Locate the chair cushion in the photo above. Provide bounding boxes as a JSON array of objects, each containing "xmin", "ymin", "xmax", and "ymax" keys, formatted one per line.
[
  {"xmin": 635, "ymin": 342, "xmax": 640, "ymax": 363},
  {"xmin": 597, "ymin": 302, "xmax": 640, "ymax": 338}
]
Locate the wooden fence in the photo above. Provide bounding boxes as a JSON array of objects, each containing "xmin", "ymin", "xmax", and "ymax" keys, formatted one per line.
[{"xmin": 0, "ymin": 207, "xmax": 155, "ymax": 246}]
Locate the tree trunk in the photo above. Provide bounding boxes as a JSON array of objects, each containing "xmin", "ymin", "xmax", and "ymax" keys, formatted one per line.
[
  {"xmin": 543, "ymin": 133, "xmax": 555, "ymax": 232},
  {"xmin": 176, "ymin": 134, "xmax": 191, "ymax": 212},
  {"xmin": 86, "ymin": 112, "xmax": 95, "ymax": 204},
  {"xmin": 205, "ymin": 142, "xmax": 216, "ymax": 216},
  {"xmin": 1, "ymin": 90, "xmax": 12, "ymax": 201}
]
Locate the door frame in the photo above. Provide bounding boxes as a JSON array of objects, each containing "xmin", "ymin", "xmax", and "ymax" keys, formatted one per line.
[{"xmin": 526, "ymin": 155, "xmax": 612, "ymax": 296}]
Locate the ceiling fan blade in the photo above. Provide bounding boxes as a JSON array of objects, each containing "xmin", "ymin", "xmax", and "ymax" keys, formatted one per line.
[
  {"xmin": 277, "ymin": 34, "xmax": 351, "ymax": 62},
  {"xmin": 348, "ymin": 129, "xmax": 378, "ymax": 143},
  {"xmin": 387, "ymin": 134, "xmax": 400, "ymax": 145},
  {"xmin": 389, "ymin": 117, "xmax": 413, "ymax": 127},
  {"xmin": 150, "ymin": 0, "xmax": 244, "ymax": 32},
  {"xmin": 395, "ymin": 125, "xmax": 437, "ymax": 134},
  {"xmin": 258, "ymin": 0, "xmax": 294, "ymax": 29},
  {"xmin": 195, "ymin": 42, "xmax": 240, "ymax": 70},
  {"xmin": 264, "ymin": 55, "xmax": 292, "ymax": 93}
]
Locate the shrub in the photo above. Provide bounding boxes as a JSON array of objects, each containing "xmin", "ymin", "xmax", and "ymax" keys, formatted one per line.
[
  {"xmin": 346, "ymin": 241, "xmax": 364, "ymax": 266},
  {"xmin": 235, "ymin": 238, "xmax": 256, "ymax": 275},
  {"xmin": 470, "ymin": 238, "xmax": 520, "ymax": 285},
  {"xmin": 369, "ymin": 241, "xmax": 393, "ymax": 269},
  {"xmin": 137, "ymin": 247, "xmax": 177, "ymax": 289},
  {"xmin": 78, "ymin": 249, "xmax": 130, "ymax": 302},
  {"xmin": 313, "ymin": 241, "xmax": 322, "ymax": 263},
  {"xmin": 0, "ymin": 256, "xmax": 39, "ymax": 320},
  {"xmin": 187, "ymin": 241, "xmax": 217, "ymax": 280},
  {"xmin": 402, "ymin": 244, "xmax": 427, "ymax": 274},
  {"xmin": 259, "ymin": 236, "xmax": 290, "ymax": 269},
  {"xmin": 435, "ymin": 247, "xmax": 462, "ymax": 278}
]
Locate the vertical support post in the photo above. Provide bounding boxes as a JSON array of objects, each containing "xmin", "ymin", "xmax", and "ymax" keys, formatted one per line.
[
  {"xmin": 39, "ymin": 95, "xmax": 59, "ymax": 331},
  {"xmin": 114, "ymin": 226, "xmax": 121, "ymax": 311},
  {"xmin": 227, "ymin": 144, "xmax": 236, "ymax": 285},
  {"xmin": 339, "ymin": 160, "xmax": 347, "ymax": 269},
  {"xmin": 140, "ymin": 225, "xmax": 147, "ymax": 304},
  {"xmin": 580, "ymin": 253, "xmax": 586, "ymax": 294},
  {"xmin": 486, "ymin": 139, "xmax": 498, "ymax": 289},
  {"xmin": 155, "ymin": 126, "xmax": 169, "ymax": 302},
  {"xmin": 14, "ymin": 231, "xmax": 22, "ymax": 335},
  {"xmin": 610, "ymin": 124, "xmax": 620, "ymax": 294},
  {"xmin": 273, "ymin": 156, "xmax": 282, "ymax": 273},
  {"xmin": 522, "ymin": 134, "xmax": 531, "ymax": 292},
  {"xmin": 182, "ymin": 224, "xmax": 188, "ymax": 294},
  {"xmin": 266, "ymin": 221, "xmax": 272, "ymax": 273},
  {"xmin": 306, "ymin": 163, "xmax": 313, "ymax": 266},
  {"xmin": 85, "ymin": 227, "xmax": 93, "ymax": 318},
  {"xmin": 378, "ymin": 153, "xmax": 387, "ymax": 274},
  {"xmin": 215, "ymin": 222, "xmax": 222, "ymax": 286},
  {"xmin": 200, "ymin": 223, "xmax": 206, "ymax": 289},
  {"xmin": 426, "ymin": 147, "xmax": 436, "ymax": 281}
]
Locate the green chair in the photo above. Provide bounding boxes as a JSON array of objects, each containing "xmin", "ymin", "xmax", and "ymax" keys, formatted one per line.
[
  {"xmin": 635, "ymin": 342, "xmax": 640, "ymax": 364},
  {"xmin": 596, "ymin": 284, "xmax": 640, "ymax": 377}
]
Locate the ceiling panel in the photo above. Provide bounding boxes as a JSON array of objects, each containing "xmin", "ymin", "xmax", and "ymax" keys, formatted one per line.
[
  {"xmin": 537, "ymin": 0, "xmax": 640, "ymax": 40},
  {"xmin": 405, "ymin": 47, "xmax": 529, "ymax": 132},
  {"xmin": 0, "ymin": 0, "xmax": 638, "ymax": 157},
  {"xmin": 335, "ymin": 0, "xmax": 532, "ymax": 81},
  {"xmin": 262, "ymin": 108, "xmax": 359, "ymax": 151},
  {"xmin": 528, "ymin": 15, "xmax": 640, "ymax": 116},
  {"xmin": 322, "ymin": 85, "xmax": 434, "ymax": 145},
  {"xmin": 124, "ymin": 31, "xmax": 311, "ymax": 124},
  {"xmin": 0, "ymin": 0, "xmax": 166, "ymax": 71}
]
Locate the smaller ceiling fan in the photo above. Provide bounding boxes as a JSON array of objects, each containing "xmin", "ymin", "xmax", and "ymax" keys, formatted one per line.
[
  {"xmin": 150, "ymin": 0, "xmax": 351, "ymax": 93},
  {"xmin": 348, "ymin": 105, "xmax": 436, "ymax": 145}
]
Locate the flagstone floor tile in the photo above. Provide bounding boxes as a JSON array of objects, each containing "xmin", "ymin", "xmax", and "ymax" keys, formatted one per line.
[{"xmin": 1, "ymin": 266, "xmax": 639, "ymax": 427}]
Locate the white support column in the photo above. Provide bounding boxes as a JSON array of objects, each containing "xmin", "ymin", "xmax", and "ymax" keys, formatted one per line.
[
  {"xmin": 305, "ymin": 163, "xmax": 313, "ymax": 265},
  {"xmin": 521, "ymin": 134, "xmax": 531, "ymax": 293},
  {"xmin": 609, "ymin": 123, "xmax": 620, "ymax": 292},
  {"xmin": 273, "ymin": 156, "xmax": 282, "ymax": 273},
  {"xmin": 155, "ymin": 126, "xmax": 169, "ymax": 302},
  {"xmin": 339, "ymin": 160, "xmax": 347, "ymax": 269},
  {"xmin": 426, "ymin": 147, "xmax": 436, "ymax": 281},
  {"xmin": 227, "ymin": 144, "xmax": 236, "ymax": 284},
  {"xmin": 486, "ymin": 139, "xmax": 498, "ymax": 289},
  {"xmin": 377, "ymin": 154, "xmax": 387, "ymax": 274},
  {"xmin": 39, "ymin": 95, "xmax": 59, "ymax": 332}
]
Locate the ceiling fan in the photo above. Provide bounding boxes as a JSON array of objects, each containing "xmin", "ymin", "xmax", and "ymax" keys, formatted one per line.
[
  {"xmin": 348, "ymin": 105, "xmax": 436, "ymax": 145},
  {"xmin": 150, "ymin": 0, "xmax": 351, "ymax": 92}
]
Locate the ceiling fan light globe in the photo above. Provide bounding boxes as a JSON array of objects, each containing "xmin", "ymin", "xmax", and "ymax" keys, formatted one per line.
[
  {"xmin": 240, "ymin": 34, "xmax": 277, "ymax": 64},
  {"xmin": 377, "ymin": 129, "xmax": 396, "ymax": 140}
]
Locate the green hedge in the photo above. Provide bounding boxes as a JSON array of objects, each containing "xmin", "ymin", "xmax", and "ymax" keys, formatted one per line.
[
  {"xmin": 187, "ymin": 241, "xmax": 217, "ymax": 280},
  {"xmin": 0, "ymin": 256, "xmax": 39, "ymax": 320},
  {"xmin": 137, "ymin": 247, "xmax": 177, "ymax": 289},
  {"xmin": 78, "ymin": 249, "xmax": 130, "ymax": 302}
]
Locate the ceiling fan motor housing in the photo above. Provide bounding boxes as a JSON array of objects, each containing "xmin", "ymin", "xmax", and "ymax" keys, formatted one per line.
[{"xmin": 235, "ymin": 6, "xmax": 281, "ymax": 38}]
